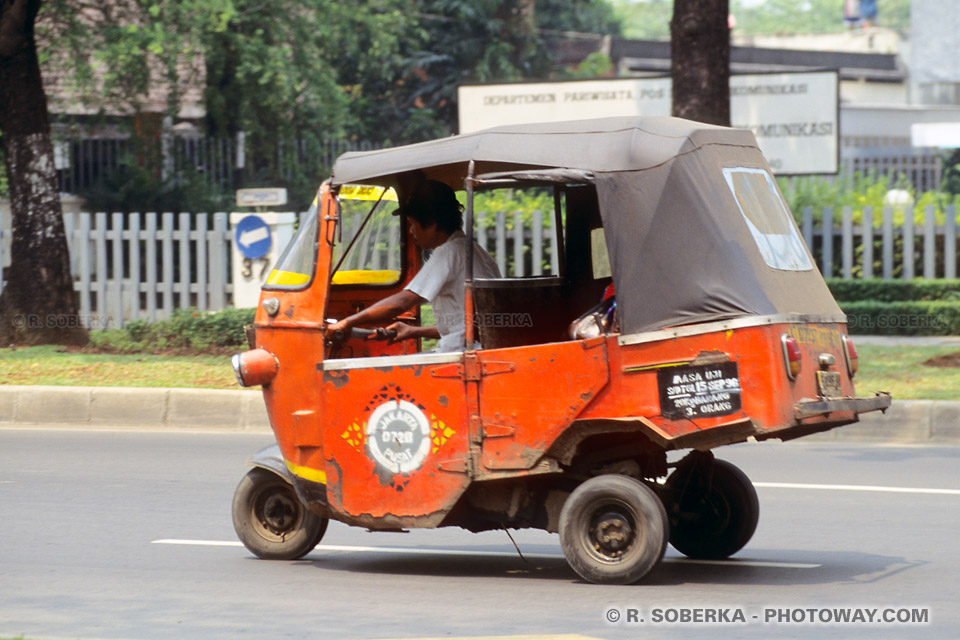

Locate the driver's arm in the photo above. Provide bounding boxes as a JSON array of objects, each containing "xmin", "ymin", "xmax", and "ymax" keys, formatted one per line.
[
  {"xmin": 324, "ymin": 289, "xmax": 425, "ymax": 339},
  {"xmin": 386, "ymin": 322, "xmax": 440, "ymax": 343}
]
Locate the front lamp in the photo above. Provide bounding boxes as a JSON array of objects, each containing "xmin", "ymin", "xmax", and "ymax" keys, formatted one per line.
[{"xmin": 232, "ymin": 349, "xmax": 279, "ymax": 387}]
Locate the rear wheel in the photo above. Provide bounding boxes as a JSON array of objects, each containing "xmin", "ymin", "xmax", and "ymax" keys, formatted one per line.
[
  {"xmin": 559, "ymin": 474, "xmax": 668, "ymax": 584},
  {"xmin": 666, "ymin": 458, "xmax": 759, "ymax": 559},
  {"xmin": 232, "ymin": 467, "xmax": 328, "ymax": 560}
]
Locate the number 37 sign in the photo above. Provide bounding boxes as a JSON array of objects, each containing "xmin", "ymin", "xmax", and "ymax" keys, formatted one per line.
[{"xmin": 229, "ymin": 212, "xmax": 297, "ymax": 307}]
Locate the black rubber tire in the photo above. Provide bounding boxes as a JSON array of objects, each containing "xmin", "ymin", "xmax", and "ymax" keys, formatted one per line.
[
  {"xmin": 559, "ymin": 474, "xmax": 668, "ymax": 585},
  {"xmin": 232, "ymin": 467, "xmax": 328, "ymax": 560},
  {"xmin": 666, "ymin": 458, "xmax": 759, "ymax": 560}
]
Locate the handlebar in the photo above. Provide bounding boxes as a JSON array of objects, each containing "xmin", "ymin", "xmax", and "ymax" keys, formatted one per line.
[{"xmin": 329, "ymin": 326, "xmax": 398, "ymax": 343}]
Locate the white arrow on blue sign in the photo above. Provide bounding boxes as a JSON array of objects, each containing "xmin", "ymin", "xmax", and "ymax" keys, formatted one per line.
[{"xmin": 234, "ymin": 215, "xmax": 272, "ymax": 259}]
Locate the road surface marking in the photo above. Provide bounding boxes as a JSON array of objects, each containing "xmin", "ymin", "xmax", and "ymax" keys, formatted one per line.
[
  {"xmin": 372, "ymin": 636, "xmax": 602, "ymax": 640},
  {"xmin": 373, "ymin": 636, "xmax": 601, "ymax": 640},
  {"xmin": 150, "ymin": 540, "xmax": 819, "ymax": 568},
  {"xmin": 754, "ymin": 482, "xmax": 960, "ymax": 496}
]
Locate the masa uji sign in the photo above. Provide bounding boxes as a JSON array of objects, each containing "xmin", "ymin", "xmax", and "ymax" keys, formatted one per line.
[{"xmin": 458, "ymin": 71, "xmax": 839, "ymax": 176}]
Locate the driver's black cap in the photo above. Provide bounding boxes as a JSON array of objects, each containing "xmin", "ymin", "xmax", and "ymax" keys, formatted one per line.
[{"xmin": 394, "ymin": 180, "xmax": 461, "ymax": 222}]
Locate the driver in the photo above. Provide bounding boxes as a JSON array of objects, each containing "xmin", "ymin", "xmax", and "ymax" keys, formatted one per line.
[{"xmin": 324, "ymin": 180, "xmax": 500, "ymax": 352}]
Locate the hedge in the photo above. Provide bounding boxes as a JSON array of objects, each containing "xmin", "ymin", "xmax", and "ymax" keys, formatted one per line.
[
  {"xmin": 840, "ymin": 300, "xmax": 960, "ymax": 336},
  {"xmin": 827, "ymin": 278, "xmax": 960, "ymax": 303},
  {"xmin": 88, "ymin": 307, "xmax": 255, "ymax": 354}
]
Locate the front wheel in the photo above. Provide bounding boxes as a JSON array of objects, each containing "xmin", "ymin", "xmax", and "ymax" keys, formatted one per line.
[
  {"xmin": 559, "ymin": 474, "xmax": 668, "ymax": 585},
  {"xmin": 666, "ymin": 458, "xmax": 759, "ymax": 560},
  {"xmin": 232, "ymin": 467, "xmax": 328, "ymax": 560}
]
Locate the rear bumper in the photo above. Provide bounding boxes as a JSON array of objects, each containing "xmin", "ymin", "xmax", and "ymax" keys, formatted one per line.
[{"xmin": 794, "ymin": 392, "xmax": 892, "ymax": 420}]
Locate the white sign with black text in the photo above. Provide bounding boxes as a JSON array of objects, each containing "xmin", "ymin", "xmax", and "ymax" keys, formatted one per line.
[{"xmin": 458, "ymin": 71, "xmax": 838, "ymax": 175}]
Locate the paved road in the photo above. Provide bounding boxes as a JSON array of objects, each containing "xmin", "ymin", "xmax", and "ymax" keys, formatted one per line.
[{"xmin": 1, "ymin": 429, "xmax": 957, "ymax": 640}]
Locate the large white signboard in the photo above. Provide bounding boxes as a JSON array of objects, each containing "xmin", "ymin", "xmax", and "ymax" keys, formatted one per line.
[{"xmin": 458, "ymin": 71, "xmax": 838, "ymax": 175}]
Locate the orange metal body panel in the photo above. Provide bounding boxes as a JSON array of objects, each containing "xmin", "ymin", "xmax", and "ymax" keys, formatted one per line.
[
  {"xmin": 319, "ymin": 361, "xmax": 470, "ymax": 527},
  {"xmin": 477, "ymin": 337, "xmax": 609, "ymax": 470},
  {"xmin": 584, "ymin": 322, "xmax": 855, "ymax": 441}
]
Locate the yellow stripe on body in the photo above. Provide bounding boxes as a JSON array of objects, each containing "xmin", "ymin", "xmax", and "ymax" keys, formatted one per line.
[{"xmin": 285, "ymin": 459, "xmax": 327, "ymax": 484}]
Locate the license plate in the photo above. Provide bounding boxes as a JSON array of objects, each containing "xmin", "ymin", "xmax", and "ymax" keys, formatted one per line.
[
  {"xmin": 658, "ymin": 362, "xmax": 742, "ymax": 420},
  {"xmin": 817, "ymin": 371, "xmax": 842, "ymax": 398}
]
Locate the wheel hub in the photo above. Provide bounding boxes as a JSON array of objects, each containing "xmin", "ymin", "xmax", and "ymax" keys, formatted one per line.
[
  {"xmin": 261, "ymin": 492, "xmax": 298, "ymax": 533},
  {"xmin": 592, "ymin": 511, "xmax": 634, "ymax": 555}
]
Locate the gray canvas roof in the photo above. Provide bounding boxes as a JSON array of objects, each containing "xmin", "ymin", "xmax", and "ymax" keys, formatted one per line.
[
  {"xmin": 331, "ymin": 116, "xmax": 842, "ymax": 334},
  {"xmin": 331, "ymin": 116, "xmax": 759, "ymax": 187}
]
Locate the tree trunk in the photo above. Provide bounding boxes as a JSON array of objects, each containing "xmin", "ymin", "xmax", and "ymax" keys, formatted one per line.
[
  {"xmin": 670, "ymin": 0, "xmax": 730, "ymax": 127},
  {"xmin": 0, "ymin": 0, "xmax": 86, "ymax": 345}
]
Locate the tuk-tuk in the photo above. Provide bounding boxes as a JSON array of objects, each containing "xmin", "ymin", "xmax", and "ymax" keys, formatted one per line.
[{"xmin": 230, "ymin": 116, "xmax": 891, "ymax": 585}]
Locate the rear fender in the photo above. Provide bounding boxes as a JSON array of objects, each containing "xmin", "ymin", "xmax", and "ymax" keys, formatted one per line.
[{"xmin": 246, "ymin": 444, "xmax": 294, "ymax": 485}]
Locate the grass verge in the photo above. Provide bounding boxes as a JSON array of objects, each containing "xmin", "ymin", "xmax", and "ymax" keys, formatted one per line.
[
  {"xmin": 0, "ymin": 343, "xmax": 958, "ymax": 399},
  {"xmin": 0, "ymin": 345, "xmax": 239, "ymax": 389},
  {"xmin": 855, "ymin": 345, "xmax": 960, "ymax": 401}
]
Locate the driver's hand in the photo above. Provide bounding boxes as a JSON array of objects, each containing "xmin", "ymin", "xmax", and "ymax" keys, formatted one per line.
[
  {"xmin": 385, "ymin": 321, "xmax": 416, "ymax": 344},
  {"xmin": 324, "ymin": 318, "xmax": 351, "ymax": 341}
]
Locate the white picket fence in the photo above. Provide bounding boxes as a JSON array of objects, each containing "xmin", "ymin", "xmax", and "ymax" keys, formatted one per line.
[
  {"xmin": 797, "ymin": 204, "xmax": 960, "ymax": 279},
  {"xmin": 1, "ymin": 205, "xmax": 960, "ymax": 330},
  {"xmin": 0, "ymin": 212, "xmax": 235, "ymax": 330}
]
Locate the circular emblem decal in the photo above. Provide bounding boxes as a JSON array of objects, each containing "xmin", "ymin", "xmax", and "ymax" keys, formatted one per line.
[{"xmin": 366, "ymin": 400, "xmax": 431, "ymax": 474}]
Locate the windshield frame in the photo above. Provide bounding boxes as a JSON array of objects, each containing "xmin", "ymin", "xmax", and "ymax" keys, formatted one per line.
[
  {"xmin": 330, "ymin": 183, "xmax": 408, "ymax": 290},
  {"xmin": 261, "ymin": 200, "xmax": 320, "ymax": 292}
]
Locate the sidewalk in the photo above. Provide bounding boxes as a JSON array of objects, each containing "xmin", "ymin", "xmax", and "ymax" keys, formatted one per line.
[
  {"xmin": 1, "ymin": 384, "xmax": 957, "ymax": 443},
  {"xmin": 0, "ymin": 385, "xmax": 269, "ymax": 431}
]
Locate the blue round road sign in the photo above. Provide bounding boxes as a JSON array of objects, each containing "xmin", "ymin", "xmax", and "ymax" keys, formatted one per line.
[{"xmin": 234, "ymin": 215, "xmax": 272, "ymax": 259}]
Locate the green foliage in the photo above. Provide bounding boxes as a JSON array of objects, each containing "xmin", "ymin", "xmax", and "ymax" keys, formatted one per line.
[
  {"xmin": 779, "ymin": 172, "xmax": 960, "ymax": 226},
  {"xmin": 537, "ymin": 0, "xmax": 623, "ymax": 35},
  {"xmin": 88, "ymin": 308, "xmax": 255, "ymax": 354},
  {"xmin": 827, "ymin": 279, "xmax": 960, "ymax": 336},
  {"xmin": 842, "ymin": 300, "xmax": 960, "ymax": 336},
  {"xmin": 734, "ymin": 0, "xmax": 910, "ymax": 34},
  {"xmin": 32, "ymin": 0, "xmax": 626, "ymax": 183},
  {"xmin": 409, "ymin": 0, "xmax": 623, "ymax": 136},
  {"xmin": 39, "ymin": 1, "xmax": 234, "ymax": 118},
  {"xmin": 79, "ymin": 159, "xmax": 231, "ymax": 213},
  {"xmin": 611, "ymin": 0, "xmax": 672, "ymax": 39},
  {"xmin": 612, "ymin": 0, "xmax": 910, "ymax": 40},
  {"xmin": 566, "ymin": 51, "xmax": 615, "ymax": 78},
  {"xmin": 472, "ymin": 188, "xmax": 555, "ymax": 228},
  {"xmin": 827, "ymin": 279, "xmax": 960, "ymax": 303},
  {"xmin": 941, "ymin": 149, "xmax": 960, "ymax": 196}
]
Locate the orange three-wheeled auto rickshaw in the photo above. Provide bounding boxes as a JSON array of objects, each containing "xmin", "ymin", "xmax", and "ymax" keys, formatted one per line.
[{"xmin": 230, "ymin": 116, "xmax": 891, "ymax": 584}]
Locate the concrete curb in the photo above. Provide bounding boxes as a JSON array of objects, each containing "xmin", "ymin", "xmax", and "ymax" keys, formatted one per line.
[
  {"xmin": 0, "ymin": 385, "xmax": 957, "ymax": 443},
  {"xmin": 0, "ymin": 385, "xmax": 270, "ymax": 431}
]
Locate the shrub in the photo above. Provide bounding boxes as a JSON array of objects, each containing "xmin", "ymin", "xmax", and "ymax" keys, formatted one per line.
[
  {"xmin": 842, "ymin": 300, "xmax": 960, "ymax": 336},
  {"xmin": 87, "ymin": 307, "xmax": 256, "ymax": 354},
  {"xmin": 79, "ymin": 160, "xmax": 232, "ymax": 214},
  {"xmin": 827, "ymin": 278, "xmax": 960, "ymax": 302}
]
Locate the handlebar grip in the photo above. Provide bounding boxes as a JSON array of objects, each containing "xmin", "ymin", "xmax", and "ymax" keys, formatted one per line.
[{"xmin": 328, "ymin": 326, "xmax": 397, "ymax": 342}]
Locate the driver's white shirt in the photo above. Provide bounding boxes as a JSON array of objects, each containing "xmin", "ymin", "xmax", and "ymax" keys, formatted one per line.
[{"xmin": 405, "ymin": 230, "xmax": 500, "ymax": 352}]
